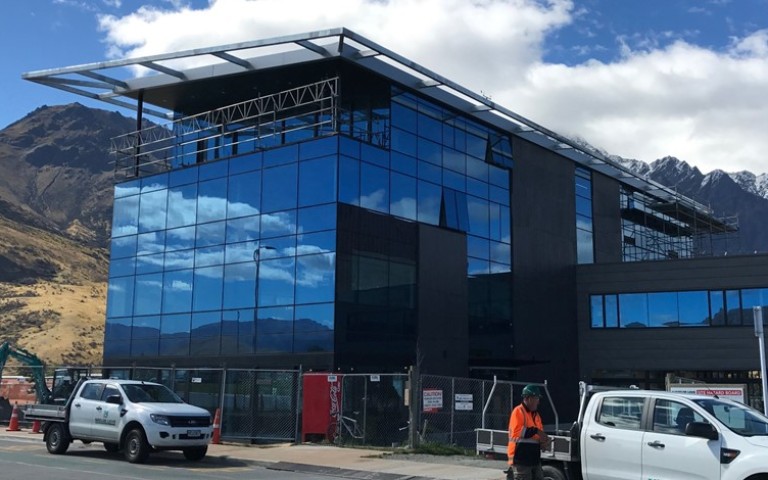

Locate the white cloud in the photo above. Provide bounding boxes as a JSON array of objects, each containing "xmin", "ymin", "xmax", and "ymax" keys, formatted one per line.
[{"xmin": 95, "ymin": 0, "xmax": 768, "ymax": 174}]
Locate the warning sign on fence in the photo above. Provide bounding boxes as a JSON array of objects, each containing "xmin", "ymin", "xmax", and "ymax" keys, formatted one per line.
[{"xmin": 423, "ymin": 389, "xmax": 443, "ymax": 412}]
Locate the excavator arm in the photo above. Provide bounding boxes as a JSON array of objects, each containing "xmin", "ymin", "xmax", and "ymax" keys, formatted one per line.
[{"xmin": 0, "ymin": 342, "xmax": 53, "ymax": 404}]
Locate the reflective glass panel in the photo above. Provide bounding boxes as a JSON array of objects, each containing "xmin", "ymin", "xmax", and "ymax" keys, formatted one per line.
[
  {"xmin": 294, "ymin": 303, "xmax": 334, "ymax": 332},
  {"xmin": 132, "ymin": 316, "xmax": 160, "ymax": 339},
  {"xmin": 418, "ymin": 181, "xmax": 440, "ymax": 225},
  {"xmin": 605, "ymin": 295, "xmax": 618, "ymax": 327},
  {"xmin": 227, "ymin": 171, "xmax": 261, "ymax": 219},
  {"xmin": 165, "ymin": 249, "xmax": 194, "ymax": 271},
  {"xmin": 391, "ymin": 152, "xmax": 417, "ymax": 176},
  {"xmin": 138, "ymin": 189, "xmax": 168, "ymax": 233},
  {"xmin": 112, "ymin": 195, "xmax": 140, "ymax": 237},
  {"xmin": 166, "ymin": 183, "xmax": 197, "ymax": 229},
  {"xmin": 225, "ymin": 241, "xmax": 258, "ymax": 265},
  {"xmin": 197, "ymin": 178, "xmax": 228, "ymax": 223},
  {"xmin": 222, "ymin": 262, "xmax": 257, "ymax": 309},
  {"xmin": 678, "ymin": 291, "xmax": 710, "ymax": 326},
  {"xmin": 256, "ymin": 334, "xmax": 293, "ymax": 353},
  {"xmin": 339, "ymin": 156, "xmax": 360, "ymax": 205},
  {"xmin": 261, "ymin": 210, "xmax": 296, "ymax": 238},
  {"xmin": 298, "ymin": 204, "xmax": 336, "ymax": 234},
  {"xmin": 134, "ymin": 273, "xmax": 163, "ymax": 316},
  {"xmin": 726, "ymin": 290, "xmax": 742, "ymax": 325},
  {"xmin": 262, "ymin": 164, "xmax": 298, "ymax": 213},
  {"xmin": 648, "ymin": 292, "xmax": 678, "ymax": 327},
  {"xmin": 110, "ymin": 257, "xmax": 135, "ymax": 278},
  {"xmin": 169, "ymin": 166, "xmax": 198, "ymax": 187},
  {"xmin": 591, "ymin": 296, "xmax": 604, "ymax": 328},
  {"xmin": 619, "ymin": 293, "xmax": 648, "ymax": 328},
  {"xmin": 360, "ymin": 163, "xmax": 389, "ymax": 213},
  {"xmin": 136, "ymin": 252, "xmax": 164, "ymax": 275},
  {"xmin": 710, "ymin": 290, "xmax": 725, "ymax": 326},
  {"xmin": 300, "ymin": 136, "xmax": 337, "ymax": 160},
  {"xmin": 299, "ymin": 156, "xmax": 337, "ymax": 207},
  {"xmin": 193, "ymin": 266, "xmax": 224, "ymax": 311},
  {"xmin": 295, "ymin": 253, "xmax": 336, "ymax": 304},
  {"xmin": 111, "ymin": 235, "xmax": 137, "ymax": 259},
  {"xmin": 468, "ymin": 196, "xmax": 490, "ymax": 237},
  {"xmin": 263, "ymin": 144, "xmax": 298, "ymax": 168},
  {"xmin": 195, "ymin": 221, "xmax": 226, "ymax": 247},
  {"xmin": 390, "ymin": 172, "xmax": 417, "ymax": 220},
  {"xmin": 258, "ymin": 257, "xmax": 295, "ymax": 306},
  {"xmin": 257, "ymin": 306, "xmax": 294, "ymax": 334},
  {"xmin": 417, "ymin": 161, "xmax": 441, "ymax": 184},
  {"xmin": 107, "ymin": 277, "xmax": 134, "ymax": 318},
  {"xmin": 115, "ymin": 179, "xmax": 140, "ymax": 199},
  {"xmin": 226, "ymin": 216, "xmax": 260, "ymax": 243},
  {"xmin": 391, "ymin": 128, "xmax": 417, "ymax": 156},
  {"xmin": 294, "ymin": 332, "xmax": 333, "ymax": 353},
  {"xmin": 166, "ymin": 226, "xmax": 195, "ymax": 252},
  {"xmin": 137, "ymin": 231, "xmax": 165, "ymax": 256},
  {"xmin": 298, "ymin": 231, "xmax": 336, "ymax": 254},
  {"xmin": 162, "ymin": 269, "xmax": 193, "ymax": 313},
  {"xmin": 195, "ymin": 246, "xmax": 225, "ymax": 267}
]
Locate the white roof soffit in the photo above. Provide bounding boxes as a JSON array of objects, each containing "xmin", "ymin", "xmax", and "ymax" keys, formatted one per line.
[{"xmin": 22, "ymin": 27, "xmax": 712, "ymax": 216}]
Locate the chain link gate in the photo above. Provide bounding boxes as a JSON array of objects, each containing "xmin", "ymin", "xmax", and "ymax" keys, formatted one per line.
[
  {"xmin": 418, "ymin": 375, "xmax": 518, "ymax": 450},
  {"xmin": 331, "ymin": 373, "xmax": 410, "ymax": 447},
  {"xmin": 222, "ymin": 369, "xmax": 300, "ymax": 442}
]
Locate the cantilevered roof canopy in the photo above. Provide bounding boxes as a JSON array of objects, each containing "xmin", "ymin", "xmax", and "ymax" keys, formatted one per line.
[{"xmin": 23, "ymin": 27, "xmax": 723, "ymax": 223}]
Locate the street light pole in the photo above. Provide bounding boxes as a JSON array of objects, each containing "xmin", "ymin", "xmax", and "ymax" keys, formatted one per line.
[
  {"xmin": 253, "ymin": 245, "xmax": 276, "ymax": 313},
  {"xmin": 753, "ymin": 306, "xmax": 768, "ymax": 415}
]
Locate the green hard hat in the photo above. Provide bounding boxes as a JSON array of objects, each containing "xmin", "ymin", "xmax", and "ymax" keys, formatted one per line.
[{"xmin": 522, "ymin": 385, "xmax": 542, "ymax": 397}]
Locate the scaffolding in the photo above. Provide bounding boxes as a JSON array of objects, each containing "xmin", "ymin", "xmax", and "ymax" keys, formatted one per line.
[
  {"xmin": 621, "ymin": 187, "xmax": 739, "ymax": 261},
  {"xmin": 111, "ymin": 77, "xmax": 340, "ymax": 181}
]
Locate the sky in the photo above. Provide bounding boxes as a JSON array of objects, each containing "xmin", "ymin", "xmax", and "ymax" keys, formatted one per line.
[{"xmin": 1, "ymin": 0, "xmax": 767, "ymax": 174}]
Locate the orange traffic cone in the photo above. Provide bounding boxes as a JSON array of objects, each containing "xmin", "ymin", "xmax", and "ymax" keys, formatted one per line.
[
  {"xmin": 211, "ymin": 408, "xmax": 221, "ymax": 444},
  {"xmin": 31, "ymin": 420, "xmax": 42, "ymax": 434},
  {"xmin": 6, "ymin": 404, "xmax": 21, "ymax": 432}
]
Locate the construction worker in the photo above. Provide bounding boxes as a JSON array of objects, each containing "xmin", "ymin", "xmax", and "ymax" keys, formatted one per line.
[{"xmin": 506, "ymin": 384, "xmax": 551, "ymax": 480}]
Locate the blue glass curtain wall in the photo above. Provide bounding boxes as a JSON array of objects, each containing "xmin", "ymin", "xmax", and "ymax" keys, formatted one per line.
[
  {"xmin": 106, "ymin": 137, "xmax": 339, "ymax": 358},
  {"xmin": 338, "ymin": 88, "xmax": 513, "ymax": 277},
  {"xmin": 575, "ymin": 167, "xmax": 594, "ymax": 264},
  {"xmin": 590, "ymin": 287, "xmax": 768, "ymax": 328}
]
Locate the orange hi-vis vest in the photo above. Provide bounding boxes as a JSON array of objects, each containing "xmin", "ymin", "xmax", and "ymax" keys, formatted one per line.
[{"xmin": 507, "ymin": 403, "xmax": 544, "ymax": 466}]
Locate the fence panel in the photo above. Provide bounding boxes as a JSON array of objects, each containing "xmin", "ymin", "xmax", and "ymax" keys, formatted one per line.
[
  {"xmin": 334, "ymin": 373, "xmax": 409, "ymax": 447},
  {"xmin": 222, "ymin": 369, "xmax": 299, "ymax": 442},
  {"xmin": 418, "ymin": 375, "xmax": 517, "ymax": 450}
]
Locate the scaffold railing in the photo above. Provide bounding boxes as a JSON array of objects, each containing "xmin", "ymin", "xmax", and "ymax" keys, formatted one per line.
[{"xmin": 111, "ymin": 77, "xmax": 339, "ymax": 180}]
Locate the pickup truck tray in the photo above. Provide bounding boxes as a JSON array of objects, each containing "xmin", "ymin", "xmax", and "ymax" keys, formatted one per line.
[{"xmin": 22, "ymin": 404, "xmax": 67, "ymax": 422}]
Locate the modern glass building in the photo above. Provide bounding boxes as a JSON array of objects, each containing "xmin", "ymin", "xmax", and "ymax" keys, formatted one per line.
[{"xmin": 25, "ymin": 29, "xmax": 766, "ymax": 409}]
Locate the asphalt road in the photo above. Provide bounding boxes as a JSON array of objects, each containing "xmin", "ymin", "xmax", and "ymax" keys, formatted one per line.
[{"xmin": 0, "ymin": 436, "xmax": 320, "ymax": 480}]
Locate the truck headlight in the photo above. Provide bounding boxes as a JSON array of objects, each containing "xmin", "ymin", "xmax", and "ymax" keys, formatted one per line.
[{"xmin": 150, "ymin": 414, "xmax": 170, "ymax": 426}]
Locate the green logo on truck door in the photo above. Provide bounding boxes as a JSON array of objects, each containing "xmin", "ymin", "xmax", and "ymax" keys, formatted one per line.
[{"xmin": 95, "ymin": 410, "xmax": 116, "ymax": 426}]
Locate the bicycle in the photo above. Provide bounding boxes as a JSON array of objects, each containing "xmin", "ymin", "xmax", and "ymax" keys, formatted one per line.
[{"xmin": 327, "ymin": 413, "xmax": 364, "ymax": 444}]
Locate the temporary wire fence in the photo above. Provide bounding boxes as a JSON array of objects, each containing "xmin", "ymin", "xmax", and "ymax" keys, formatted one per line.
[{"xmin": 1, "ymin": 363, "xmax": 528, "ymax": 452}]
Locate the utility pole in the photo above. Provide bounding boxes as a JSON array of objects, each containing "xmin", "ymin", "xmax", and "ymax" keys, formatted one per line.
[{"xmin": 753, "ymin": 307, "xmax": 768, "ymax": 415}]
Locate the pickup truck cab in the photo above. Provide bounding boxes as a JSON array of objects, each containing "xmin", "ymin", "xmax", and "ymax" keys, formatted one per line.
[
  {"xmin": 24, "ymin": 379, "xmax": 212, "ymax": 463},
  {"xmin": 577, "ymin": 388, "xmax": 768, "ymax": 480}
]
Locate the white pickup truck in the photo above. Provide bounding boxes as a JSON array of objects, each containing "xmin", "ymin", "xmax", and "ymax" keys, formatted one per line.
[
  {"xmin": 478, "ymin": 382, "xmax": 768, "ymax": 480},
  {"xmin": 23, "ymin": 378, "xmax": 213, "ymax": 464}
]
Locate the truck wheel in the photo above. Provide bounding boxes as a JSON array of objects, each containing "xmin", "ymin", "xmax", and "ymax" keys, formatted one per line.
[
  {"xmin": 124, "ymin": 428, "xmax": 150, "ymax": 463},
  {"xmin": 542, "ymin": 465, "xmax": 567, "ymax": 480},
  {"xmin": 46, "ymin": 423, "xmax": 70, "ymax": 455},
  {"xmin": 183, "ymin": 446, "xmax": 207, "ymax": 461},
  {"xmin": 104, "ymin": 442, "xmax": 119, "ymax": 453}
]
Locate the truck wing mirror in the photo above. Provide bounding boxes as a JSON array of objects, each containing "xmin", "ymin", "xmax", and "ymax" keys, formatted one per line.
[
  {"xmin": 685, "ymin": 421, "xmax": 718, "ymax": 441},
  {"xmin": 106, "ymin": 394, "xmax": 123, "ymax": 405}
]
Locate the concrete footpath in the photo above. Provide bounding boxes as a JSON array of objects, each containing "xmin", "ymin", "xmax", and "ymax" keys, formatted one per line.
[{"xmin": 0, "ymin": 428, "xmax": 508, "ymax": 480}]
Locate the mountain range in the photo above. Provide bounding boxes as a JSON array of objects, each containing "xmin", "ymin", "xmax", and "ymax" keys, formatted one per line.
[{"xmin": 0, "ymin": 103, "xmax": 767, "ymax": 365}]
